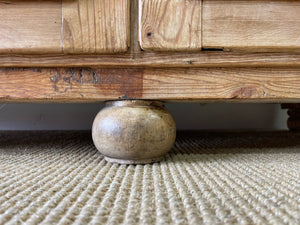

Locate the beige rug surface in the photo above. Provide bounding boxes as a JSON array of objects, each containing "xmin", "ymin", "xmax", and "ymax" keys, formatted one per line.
[{"xmin": 0, "ymin": 131, "xmax": 299, "ymax": 225}]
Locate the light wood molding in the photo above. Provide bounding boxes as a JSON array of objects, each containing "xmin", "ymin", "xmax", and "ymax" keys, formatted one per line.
[
  {"xmin": 203, "ymin": 0, "xmax": 300, "ymax": 52},
  {"xmin": 1, "ymin": 67, "xmax": 299, "ymax": 103},
  {"xmin": 0, "ymin": 52, "xmax": 299, "ymax": 67},
  {"xmin": 139, "ymin": 0, "xmax": 201, "ymax": 51}
]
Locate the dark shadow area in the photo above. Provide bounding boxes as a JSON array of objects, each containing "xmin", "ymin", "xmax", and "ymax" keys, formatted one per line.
[
  {"xmin": 172, "ymin": 131, "xmax": 300, "ymax": 154},
  {"xmin": 0, "ymin": 103, "xmax": 287, "ymax": 130}
]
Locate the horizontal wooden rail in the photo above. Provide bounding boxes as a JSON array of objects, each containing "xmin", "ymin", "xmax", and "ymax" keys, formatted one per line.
[
  {"xmin": 0, "ymin": 52, "xmax": 299, "ymax": 68},
  {"xmin": 1, "ymin": 67, "xmax": 299, "ymax": 103}
]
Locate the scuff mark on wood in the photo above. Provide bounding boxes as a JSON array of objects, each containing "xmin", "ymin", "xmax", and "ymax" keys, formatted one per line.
[
  {"xmin": 32, "ymin": 68, "xmax": 42, "ymax": 73},
  {"xmin": 50, "ymin": 70, "xmax": 61, "ymax": 92},
  {"xmin": 48, "ymin": 68, "xmax": 144, "ymax": 98}
]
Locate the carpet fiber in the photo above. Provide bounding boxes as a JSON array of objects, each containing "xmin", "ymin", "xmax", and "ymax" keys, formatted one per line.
[{"xmin": 0, "ymin": 131, "xmax": 299, "ymax": 225}]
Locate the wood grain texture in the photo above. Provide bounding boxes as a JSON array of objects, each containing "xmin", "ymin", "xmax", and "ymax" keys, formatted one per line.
[
  {"xmin": 0, "ymin": 52, "xmax": 299, "ymax": 67},
  {"xmin": 130, "ymin": 0, "xmax": 141, "ymax": 54},
  {"xmin": 203, "ymin": 0, "xmax": 300, "ymax": 52},
  {"xmin": 0, "ymin": 0, "xmax": 62, "ymax": 54},
  {"xmin": 62, "ymin": 0, "xmax": 129, "ymax": 53},
  {"xmin": 139, "ymin": 0, "xmax": 201, "ymax": 51},
  {"xmin": 1, "ymin": 67, "xmax": 299, "ymax": 102}
]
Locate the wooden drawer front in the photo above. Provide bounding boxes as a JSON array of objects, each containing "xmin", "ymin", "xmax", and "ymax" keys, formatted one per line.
[
  {"xmin": 139, "ymin": 0, "xmax": 202, "ymax": 51},
  {"xmin": 203, "ymin": 0, "xmax": 300, "ymax": 52},
  {"xmin": 0, "ymin": 0, "xmax": 129, "ymax": 54},
  {"xmin": 63, "ymin": 0, "xmax": 129, "ymax": 54},
  {"xmin": 0, "ymin": 0, "xmax": 62, "ymax": 54}
]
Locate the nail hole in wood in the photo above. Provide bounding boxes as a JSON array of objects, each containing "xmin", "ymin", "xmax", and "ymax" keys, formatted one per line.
[{"xmin": 147, "ymin": 32, "xmax": 153, "ymax": 38}]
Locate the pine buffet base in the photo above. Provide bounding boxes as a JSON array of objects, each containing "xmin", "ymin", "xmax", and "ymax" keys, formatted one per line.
[{"xmin": 0, "ymin": 0, "xmax": 300, "ymax": 164}]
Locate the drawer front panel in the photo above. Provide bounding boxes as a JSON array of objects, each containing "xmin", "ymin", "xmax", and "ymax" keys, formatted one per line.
[
  {"xmin": 63, "ymin": 0, "xmax": 129, "ymax": 54},
  {"xmin": 203, "ymin": 0, "xmax": 300, "ymax": 52},
  {"xmin": 0, "ymin": 0, "xmax": 129, "ymax": 54},
  {"xmin": 0, "ymin": 0, "xmax": 62, "ymax": 54},
  {"xmin": 139, "ymin": 0, "xmax": 202, "ymax": 51}
]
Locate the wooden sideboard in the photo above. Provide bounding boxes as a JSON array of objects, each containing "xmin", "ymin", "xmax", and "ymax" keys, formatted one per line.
[{"xmin": 1, "ymin": 0, "xmax": 300, "ymax": 163}]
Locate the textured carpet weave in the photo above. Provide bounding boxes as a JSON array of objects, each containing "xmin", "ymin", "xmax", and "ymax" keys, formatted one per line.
[{"xmin": 0, "ymin": 131, "xmax": 299, "ymax": 225}]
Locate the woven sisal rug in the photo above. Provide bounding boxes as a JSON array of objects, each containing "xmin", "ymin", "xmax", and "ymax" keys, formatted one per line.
[{"xmin": 0, "ymin": 131, "xmax": 299, "ymax": 225}]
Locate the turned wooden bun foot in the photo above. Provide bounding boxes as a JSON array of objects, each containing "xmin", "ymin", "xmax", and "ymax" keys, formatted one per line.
[{"xmin": 92, "ymin": 100, "xmax": 176, "ymax": 164}]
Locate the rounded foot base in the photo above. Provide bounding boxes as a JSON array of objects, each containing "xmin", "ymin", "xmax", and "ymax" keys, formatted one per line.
[
  {"xmin": 104, "ymin": 156, "xmax": 164, "ymax": 165},
  {"xmin": 92, "ymin": 100, "xmax": 176, "ymax": 165}
]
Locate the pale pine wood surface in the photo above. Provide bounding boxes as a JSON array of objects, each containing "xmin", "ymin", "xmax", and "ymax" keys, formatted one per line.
[
  {"xmin": 0, "ymin": 0, "xmax": 300, "ymax": 103},
  {"xmin": 0, "ymin": 0, "xmax": 129, "ymax": 54},
  {"xmin": 203, "ymin": 0, "xmax": 300, "ymax": 52},
  {"xmin": 0, "ymin": 0, "xmax": 62, "ymax": 54},
  {"xmin": 1, "ymin": 67, "xmax": 299, "ymax": 102},
  {"xmin": 62, "ymin": 0, "xmax": 129, "ymax": 53},
  {"xmin": 0, "ymin": 0, "xmax": 299, "ymax": 58},
  {"xmin": 139, "ymin": 0, "xmax": 202, "ymax": 51},
  {"xmin": 0, "ymin": 52, "xmax": 299, "ymax": 67}
]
